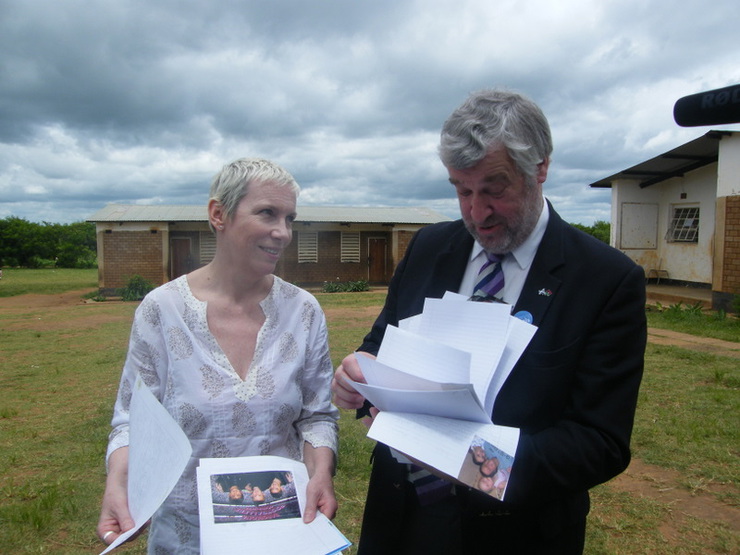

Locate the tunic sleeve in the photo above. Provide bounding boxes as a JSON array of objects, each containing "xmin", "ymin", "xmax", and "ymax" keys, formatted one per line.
[
  {"xmin": 106, "ymin": 293, "xmax": 169, "ymax": 467},
  {"xmin": 294, "ymin": 298, "xmax": 339, "ymax": 455}
]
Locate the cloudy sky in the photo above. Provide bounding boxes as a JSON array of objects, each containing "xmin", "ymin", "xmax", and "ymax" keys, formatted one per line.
[{"xmin": 1, "ymin": 0, "xmax": 739, "ymax": 226}]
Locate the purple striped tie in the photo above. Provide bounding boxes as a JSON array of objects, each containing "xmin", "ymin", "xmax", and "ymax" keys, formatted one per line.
[{"xmin": 473, "ymin": 252, "xmax": 504, "ymax": 300}]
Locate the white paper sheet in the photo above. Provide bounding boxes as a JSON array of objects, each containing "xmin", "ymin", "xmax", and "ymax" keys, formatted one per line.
[
  {"xmin": 418, "ymin": 298, "xmax": 512, "ymax": 406},
  {"xmin": 485, "ymin": 316, "xmax": 538, "ymax": 416},
  {"xmin": 356, "ymin": 353, "xmax": 460, "ymax": 391},
  {"xmin": 347, "ymin": 377, "xmax": 491, "ymax": 423},
  {"xmin": 197, "ymin": 456, "xmax": 350, "ymax": 555},
  {"xmin": 377, "ymin": 325, "xmax": 471, "ymax": 384},
  {"xmin": 101, "ymin": 375, "xmax": 192, "ymax": 554}
]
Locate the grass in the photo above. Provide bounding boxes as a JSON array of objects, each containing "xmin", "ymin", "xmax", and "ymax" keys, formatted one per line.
[
  {"xmin": 0, "ymin": 268, "xmax": 99, "ymax": 298},
  {"xmin": 647, "ymin": 301, "xmax": 740, "ymax": 343},
  {"xmin": 0, "ymin": 269, "xmax": 738, "ymax": 553}
]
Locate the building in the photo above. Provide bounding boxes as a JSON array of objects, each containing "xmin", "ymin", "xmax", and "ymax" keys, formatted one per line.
[
  {"xmin": 590, "ymin": 130, "xmax": 740, "ymax": 311},
  {"xmin": 87, "ymin": 204, "xmax": 451, "ymax": 295}
]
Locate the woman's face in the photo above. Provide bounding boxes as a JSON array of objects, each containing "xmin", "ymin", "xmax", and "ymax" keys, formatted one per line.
[
  {"xmin": 218, "ymin": 180, "xmax": 297, "ymax": 276},
  {"xmin": 270, "ymin": 478, "xmax": 282, "ymax": 494},
  {"xmin": 251, "ymin": 486, "xmax": 265, "ymax": 502}
]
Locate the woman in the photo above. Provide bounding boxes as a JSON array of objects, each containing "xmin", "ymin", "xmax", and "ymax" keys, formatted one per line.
[{"xmin": 97, "ymin": 158, "xmax": 339, "ymax": 553}]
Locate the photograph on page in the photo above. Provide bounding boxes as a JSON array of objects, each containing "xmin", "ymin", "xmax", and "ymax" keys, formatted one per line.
[
  {"xmin": 457, "ymin": 435, "xmax": 514, "ymax": 500},
  {"xmin": 208, "ymin": 469, "xmax": 300, "ymax": 524}
]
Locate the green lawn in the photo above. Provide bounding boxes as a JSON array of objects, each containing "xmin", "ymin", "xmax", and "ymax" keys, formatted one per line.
[{"xmin": 0, "ymin": 269, "xmax": 737, "ymax": 554}]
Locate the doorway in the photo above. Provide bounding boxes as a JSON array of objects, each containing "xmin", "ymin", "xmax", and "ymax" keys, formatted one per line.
[{"xmin": 368, "ymin": 237, "xmax": 387, "ymax": 283}]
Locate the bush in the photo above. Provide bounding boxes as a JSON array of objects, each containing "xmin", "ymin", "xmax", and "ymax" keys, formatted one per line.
[
  {"xmin": 118, "ymin": 275, "xmax": 155, "ymax": 301},
  {"xmin": 321, "ymin": 279, "xmax": 370, "ymax": 293}
]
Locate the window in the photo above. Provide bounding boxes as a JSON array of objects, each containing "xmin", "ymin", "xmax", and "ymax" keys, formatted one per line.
[
  {"xmin": 341, "ymin": 232, "xmax": 361, "ymax": 263},
  {"xmin": 298, "ymin": 232, "xmax": 318, "ymax": 263},
  {"xmin": 200, "ymin": 232, "xmax": 217, "ymax": 264},
  {"xmin": 668, "ymin": 206, "xmax": 699, "ymax": 243}
]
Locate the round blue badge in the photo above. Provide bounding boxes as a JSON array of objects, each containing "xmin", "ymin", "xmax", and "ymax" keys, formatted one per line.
[{"xmin": 514, "ymin": 310, "xmax": 533, "ymax": 324}]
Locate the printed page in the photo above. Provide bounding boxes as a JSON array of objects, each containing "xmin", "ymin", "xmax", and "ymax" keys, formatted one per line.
[
  {"xmin": 101, "ymin": 376, "xmax": 192, "ymax": 554},
  {"xmin": 377, "ymin": 325, "xmax": 471, "ymax": 384},
  {"xmin": 484, "ymin": 316, "xmax": 537, "ymax": 416},
  {"xmin": 347, "ymin": 378, "xmax": 491, "ymax": 423},
  {"xmin": 197, "ymin": 456, "xmax": 350, "ymax": 555},
  {"xmin": 367, "ymin": 411, "xmax": 519, "ymax": 501},
  {"xmin": 355, "ymin": 352, "xmax": 460, "ymax": 391},
  {"xmin": 418, "ymin": 298, "xmax": 511, "ymax": 404}
]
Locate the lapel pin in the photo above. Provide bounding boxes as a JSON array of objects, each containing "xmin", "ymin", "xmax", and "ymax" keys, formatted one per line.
[
  {"xmin": 514, "ymin": 310, "xmax": 533, "ymax": 323},
  {"xmin": 538, "ymin": 288, "xmax": 553, "ymax": 297}
]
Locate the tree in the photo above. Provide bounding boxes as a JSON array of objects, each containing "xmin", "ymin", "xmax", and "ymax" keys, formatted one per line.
[
  {"xmin": 570, "ymin": 220, "xmax": 611, "ymax": 245},
  {"xmin": 0, "ymin": 217, "xmax": 97, "ymax": 268}
]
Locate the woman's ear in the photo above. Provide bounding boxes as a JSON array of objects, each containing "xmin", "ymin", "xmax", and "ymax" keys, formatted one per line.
[{"xmin": 208, "ymin": 199, "xmax": 226, "ymax": 230}]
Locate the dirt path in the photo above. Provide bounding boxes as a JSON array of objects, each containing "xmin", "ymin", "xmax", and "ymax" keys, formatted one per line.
[{"xmin": 648, "ymin": 327, "xmax": 740, "ymax": 359}]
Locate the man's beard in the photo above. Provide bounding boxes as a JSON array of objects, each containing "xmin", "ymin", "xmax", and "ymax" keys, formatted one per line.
[{"xmin": 464, "ymin": 191, "xmax": 542, "ymax": 253}]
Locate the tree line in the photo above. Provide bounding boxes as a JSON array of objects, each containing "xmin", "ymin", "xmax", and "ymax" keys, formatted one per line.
[{"xmin": 0, "ymin": 216, "xmax": 97, "ymax": 268}]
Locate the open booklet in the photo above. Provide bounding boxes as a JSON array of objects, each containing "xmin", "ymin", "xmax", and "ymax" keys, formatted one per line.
[
  {"xmin": 196, "ymin": 456, "xmax": 350, "ymax": 555},
  {"xmin": 345, "ymin": 292, "xmax": 536, "ymax": 501}
]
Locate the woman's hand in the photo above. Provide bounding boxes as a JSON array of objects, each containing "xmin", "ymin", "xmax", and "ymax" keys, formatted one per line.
[
  {"xmin": 96, "ymin": 447, "xmax": 135, "ymax": 545},
  {"xmin": 302, "ymin": 445, "xmax": 337, "ymax": 523}
]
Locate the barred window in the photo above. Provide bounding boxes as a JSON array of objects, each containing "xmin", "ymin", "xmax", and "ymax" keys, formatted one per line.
[
  {"xmin": 341, "ymin": 232, "xmax": 361, "ymax": 263},
  {"xmin": 668, "ymin": 206, "xmax": 699, "ymax": 243},
  {"xmin": 298, "ymin": 232, "xmax": 318, "ymax": 263}
]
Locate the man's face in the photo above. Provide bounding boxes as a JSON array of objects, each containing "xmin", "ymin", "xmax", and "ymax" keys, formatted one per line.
[
  {"xmin": 448, "ymin": 147, "xmax": 548, "ymax": 253},
  {"xmin": 481, "ymin": 457, "xmax": 499, "ymax": 477}
]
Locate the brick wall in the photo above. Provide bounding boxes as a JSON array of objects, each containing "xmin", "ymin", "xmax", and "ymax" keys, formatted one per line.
[
  {"xmin": 277, "ymin": 230, "xmax": 392, "ymax": 285},
  {"xmin": 101, "ymin": 230, "xmax": 164, "ymax": 291},
  {"xmin": 721, "ymin": 195, "xmax": 740, "ymax": 294}
]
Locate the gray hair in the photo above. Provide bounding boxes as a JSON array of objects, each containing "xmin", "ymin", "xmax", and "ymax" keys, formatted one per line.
[
  {"xmin": 208, "ymin": 158, "xmax": 300, "ymax": 232},
  {"xmin": 438, "ymin": 89, "xmax": 552, "ymax": 179}
]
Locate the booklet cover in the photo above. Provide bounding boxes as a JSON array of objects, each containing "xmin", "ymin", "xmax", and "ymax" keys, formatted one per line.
[{"xmin": 196, "ymin": 456, "xmax": 350, "ymax": 555}]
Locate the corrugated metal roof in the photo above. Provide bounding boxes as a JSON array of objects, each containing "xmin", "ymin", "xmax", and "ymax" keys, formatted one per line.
[
  {"xmin": 87, "ymin": 203, "xmax": 451, "ymax": 224},
  {"xmin": 589, "ymin": 130, "xmax": 733, "ymax": 189}
]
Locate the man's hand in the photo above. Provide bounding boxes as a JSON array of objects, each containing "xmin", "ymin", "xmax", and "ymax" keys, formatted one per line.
[{"xmin": 331, "ymin": 351, "xmax": 373, "ymax": 410}]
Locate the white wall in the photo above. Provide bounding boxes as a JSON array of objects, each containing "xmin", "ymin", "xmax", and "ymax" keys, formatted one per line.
[
  {"xmin": 612, "ymin": 165, "xmax": 717, "ymax": 284},
  {"xmin": 717, "ymin": 133, "xmax": 740, "ymax": 197}
]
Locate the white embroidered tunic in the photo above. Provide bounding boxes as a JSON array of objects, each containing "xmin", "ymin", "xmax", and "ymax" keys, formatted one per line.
[{"xmin": 106, "ymin": 275, "xmax": 339, "ymax": 554}]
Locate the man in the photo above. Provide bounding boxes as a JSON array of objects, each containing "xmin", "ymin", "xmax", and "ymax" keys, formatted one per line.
[{"xmin": 331, "ymin": 89, "xmax": 646, "ymax": 554}]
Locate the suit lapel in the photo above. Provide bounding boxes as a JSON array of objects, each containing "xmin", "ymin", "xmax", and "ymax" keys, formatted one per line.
[
  {"xmin": 513, "ymin": 202, "xmax": 565, "ymax": 326},
  {"xmin": 430, "ymin": 222, "xmax": 473, "ymax": 297}
]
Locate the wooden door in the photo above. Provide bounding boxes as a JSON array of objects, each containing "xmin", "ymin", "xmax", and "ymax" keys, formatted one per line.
[
  {"xmin": 170, "ymin": 237, "xmax": 192, "ymax": 280},
  {"xmin": 368, "ymin": 237, "xmax": 387, "ymax": 283}
]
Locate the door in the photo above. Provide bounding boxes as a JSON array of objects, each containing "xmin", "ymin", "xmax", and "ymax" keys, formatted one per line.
[
  {"xmin": 368, "ymin": 237, "xmax": 387, "ymax": 283},
  {"xmin": 170, "ymin": 237, "xmax": 192, "ymax": 280}
]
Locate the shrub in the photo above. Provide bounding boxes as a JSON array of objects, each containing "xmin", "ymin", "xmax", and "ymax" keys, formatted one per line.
[
  {"xmin": 118, "ymin": 275, "xmax": 155, "ymax": 301},
  {"xmin": 321, "ymin": 279, "xmax": 370, "ymax": 293}
]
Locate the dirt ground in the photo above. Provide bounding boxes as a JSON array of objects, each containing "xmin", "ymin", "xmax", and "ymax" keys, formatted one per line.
[{"xmin": 2, "ymin": 289, "xmax": 738, "ymax": 540}]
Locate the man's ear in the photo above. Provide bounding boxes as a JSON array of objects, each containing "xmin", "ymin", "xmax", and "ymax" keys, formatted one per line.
[{"xmin": 536, "ymin": 157, "xmax": 550, "ymax": 184}]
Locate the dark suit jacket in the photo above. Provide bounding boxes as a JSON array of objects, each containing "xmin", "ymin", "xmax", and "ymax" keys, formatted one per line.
[{"xmin": 356, "ymin": 202, "xmax": 646, "ymax": 553}]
